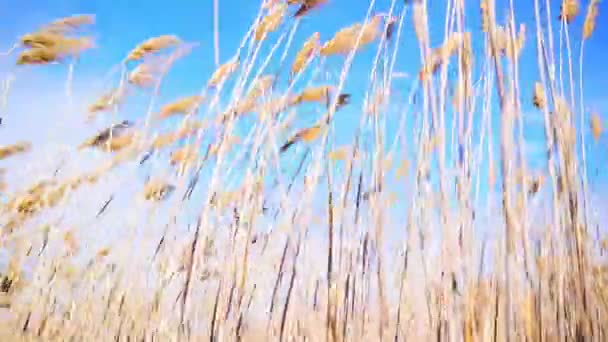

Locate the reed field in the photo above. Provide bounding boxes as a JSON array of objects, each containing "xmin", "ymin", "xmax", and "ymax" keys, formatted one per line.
[{"xmin": 0, "ymin": 0, "xmax": 607, "ymax": 340}]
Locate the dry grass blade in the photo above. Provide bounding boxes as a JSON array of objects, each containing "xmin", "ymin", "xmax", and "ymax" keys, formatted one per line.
[
  {"xmin": 263, "ymin": 0, "xmax": 285, "ymax": 9},
  {"xmin": 395, "ymin": 159, "xmax": 409, "ymax": 180},
  {"xmin": 4, "ymin": 4, "xmax": 608, "ymax": 341},
  {"xmin": 291, "ymin": 32, "xmax": 320, "ymax": 76},
  {"xmin": 320, "ymin": 15, "xmax": 383, "ymax": 56},
  {"xmin": 16, "ymin": 47, "xmax": 59, "ymax": 65},
  {"xmin": 55, "ymin": 36, "xmax": 96, "ymax": 55},
  {"xmin": 419, "ymin": 32, "xmax": 463, "ymax": 80},
  {"xmin": 152, "ymin": 132, "xmax": 179, "ymax": 149},
  {"xmin": 591, "ymin": 112, "xmax": 602, "ymax": 142},
  {"xmin": 335, "ymin": 93, "xmax": 351, "ymax": 108},
  {"xmin": 289, "ymin": 85, "xmax": 334, "ymax": 106},
  {"xmin": 176, "ymin": 120, "xmax": 206, "ymax": 139},
  {"xmin": 480, "ymin": 0, "xmax": 492, "ymax": 33},
  {"xmin": 127, "ymin": 35, "xmax": 182, "ymax": 61},
  {"xmin": 170, "ymin": 146, "xmax": 198, "ymax": 166},
  {"xmin": 88, "ymin": 87, "xmax": 129, "ymax": 114},
  {"xmin": 533, "ymin": 82, "xmax": 546, "ymax": 110},
  {"xmin": 41, "ymin": 14, "xmax": 95, "ymax": 33},
  {"xmin": 328, "ymin": 146, "xmax": 349, "ymax": 162},
  {"xmin": 583, "ymin": 0, "xmax": 599, "ymax": 40},
  {"xmin": 280, "ymin": 124, "xmax": 324, "ymax": 152},
  {"xmin": 0, "ymin": 169, "xmax": 5, "ymax": 192},
  {"xmin": 223, "ymin": 75, "xmax": 275, "ymax": 120},
  {"xmin": 559, "ymin": 0, "xmax": 580, "ymax": 23},
  {"xmin": 256, "ymin": 96, "xmax": 290, "ymax": 119},
  {"xmin": 255, "ymin": 2, "xmax": 288, "ymax": 41},
  {"xmin": 128, "ymin": 61, "xmax": 161, "ymax": 88},
  {"xmin": 251, "ymin": 75, "xmax": 275, "ymax": 96},
  {"xmin": 78, "ymin": 120, "xmax": 134, "ymax": 150},
  {"xmin": 151, "ymin": 121, "xmax": 205, "ymax": 150},
  {"xmin": 0, "ymin": 141, "xmax": 32, "ymax": 160},
  {"xmin": 19, "ymin": 31, "xmax": 65, "ymax": 48},
  {"xmin": 365, "ymin": 88, "xmax": 387, "ymax": 115},
  {"xmin": 157, "ymin": 95, "xmax": 204, "ymax": 120},
  {"xmin": 293, "ymin": 0, "xmax": 328, "ymax": 18},
  {"xmin": 16, "ymin": 36, "xmax": 95, "ymax": 65},
  {"xmin": 129, "ymin": 43, "xmax": 196, "ymax": 87},
  {"xmin": 143, "ymin": 178, "xmax": 175, "ymax": 201},
  {"xmin": 103, "ymin": 132, "xmax": 138, "ymax": 152},
  {"xmin": 207, "ymin": 57, "xmax": 240, "ymax": 87}
]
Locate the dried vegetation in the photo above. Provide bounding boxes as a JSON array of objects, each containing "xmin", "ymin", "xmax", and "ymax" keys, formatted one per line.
[{"xmin": 0, "ymin": 0, "xmax": 607, "ymax": 341}]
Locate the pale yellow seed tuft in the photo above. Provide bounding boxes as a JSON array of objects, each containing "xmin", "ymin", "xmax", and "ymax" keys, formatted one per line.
[
  {"xmin": 559, "ymin": 0, "xmax": 580, "ymax": 23},
  {"xmin": 320, "ymin": 16, "xmax": 383, "ymax": 56},
  {"xmin": 328, "ymin": 146, "xmax": 349, "ymax": 162},
  {"xmin": 591, "ymin": 113, "xmax": 602, "ymax": 142},
  {"xmin": 533, "ymin": 82, "xmax": 546, "ymax": 110},
  {"xmin": 255, "ymin": 3, "xmax": 288, "ymax": 41},
  {"xmin": 291, "ymin": 32, "xmax": 320, "ymax": 75},
  {"xmin": 0, "ymin": 141, "xmax": 32, "ymax": 160},
  {"xmin": 583, "ymin": 0, "xmax": 600, "ymax": 40},
  {"xmin": 207, "ymin": 57, "xmax": 240, "ymax": 87}
]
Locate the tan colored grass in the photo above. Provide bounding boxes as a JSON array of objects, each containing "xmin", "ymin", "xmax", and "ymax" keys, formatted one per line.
[
  {"xmin": 170, "ymin": 145, "xmax": 198, "ymax": 167},
  {"xmin": 320, "ymin": 15, "xmax": 383, "ymax": 56},
  {"xmin": 583, "ymin": 0, "xmax": 600, "ymax": 40},
  {"xmin": 20, "ymin": 31, "xmax": 66, "ymax": 48},
  {"xmin": 280, "ymin": 124, "xmax": 324, "ymax": 152},
  {"xmin": 0, "ymin": 142, "xmax": 31, "ymax": 160},
  {"xmin": 291, "ymin": 32, "xmax": 320, "ymax": 76},
  {"xmin": 328, "ymin": 146, "xmax": 349, "ymax": 162},
  {"xmin": 143, "ymin": 178, "xmax": 175, "ymax": 201},
  {"xmin": 419, "ymin": 33, "xmax": 463, "ymax": 80},
  {"xmin": 41, "ymin": 14, "xmax": 95, "ymax": 33},
  {"xmin": 156, "ymin": 95, "xmax": 204, "ymax": 120},
  {"xmin": 533, "ymin": 81, "xmax": 546, "ymax": 109},
  {"xmin": 127, "ymin": 35, "xmax": 182, "ymax": 61},
  {"xmin": 88, "ymin": 87, "xmax": 128, "ymax": 114},
  {"xmin": 559, "ymin": 0, "xmax": 580, "ymax": 23},
  {"xmin": 254, "ymin": 2, "xmax": 288, "ymax": 41},
  {"xmin": 293, "ymin": 0, "xmax": 328, "ymax": 18},
  {"xmin": 207, "ymin": 57, "xmax": 240, "ymax": 87},
  {"xmin": 3, "ymin": 3, "xmax": 608, "ymax": 341},
  {"xmin": 591, "ymin": 112, "xmax": 602, "ymax": 142},
  {"xmin": 289, "ymin": 85, "xmax": 333, "ymax": 106}
]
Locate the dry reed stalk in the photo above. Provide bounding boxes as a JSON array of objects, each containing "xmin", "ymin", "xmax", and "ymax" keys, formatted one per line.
[{"xmin": 2, "ymin": 0, "xmax": 608, "ymax": 340}]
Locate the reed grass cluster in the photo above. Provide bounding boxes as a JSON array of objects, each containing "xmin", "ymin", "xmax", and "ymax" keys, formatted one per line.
[{"xmin": 0, "ymin": 0, "xmax": 606, "ymax": 340}]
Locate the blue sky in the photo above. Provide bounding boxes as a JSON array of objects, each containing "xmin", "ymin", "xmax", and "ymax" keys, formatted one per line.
[{"xmin": 1, "ymin": 0, "xmax": 608, "ymax": 221}]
